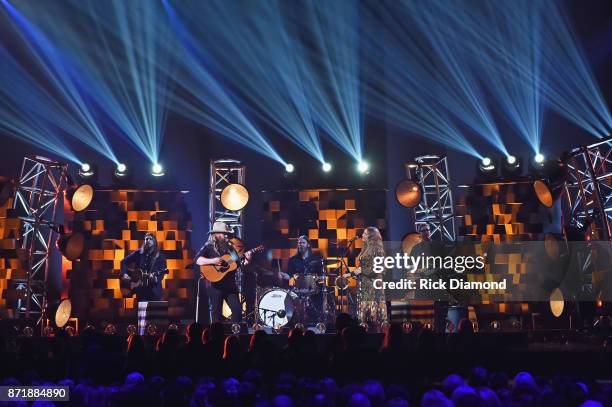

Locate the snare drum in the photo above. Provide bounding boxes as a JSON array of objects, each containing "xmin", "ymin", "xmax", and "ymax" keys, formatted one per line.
[{"xmin": 257, "ymin": 288, "xmax": 297, "ymax": 329}]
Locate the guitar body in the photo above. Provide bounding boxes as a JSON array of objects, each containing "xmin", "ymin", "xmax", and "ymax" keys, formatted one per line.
[
  {"xmin": 200, "ymin": 252, "xmax": 240, "ymax": 282},
  {"xmin": 121, "ymin": 265, "xmax": 169, "ymax": 296},
  {"xmin": 200, "ymin": 245, "xmax": 264, "ymax": 283}
]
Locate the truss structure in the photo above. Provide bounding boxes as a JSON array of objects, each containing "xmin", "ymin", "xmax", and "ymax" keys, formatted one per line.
[
  {"xmin": 12, "ymin": 156, "xmax": 67, "ymax": 323},
  {"xmin": 405, "ymin": 155, "xmax": 456, "ymax": 241},
  {"xmin": 209, "ymin": 159, "xmax": 246, "ymax": 238},
  {"xmin": 564, "ymin": 136, "xmax": 612, "ymax": 241}
]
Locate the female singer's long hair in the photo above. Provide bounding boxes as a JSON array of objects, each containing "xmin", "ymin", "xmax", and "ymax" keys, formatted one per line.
[
  {"xmin": 359, "ymin": 226, "xmax": 385, "ymax": 261},
  {"xmin": 140, "ymin": 232, "xmax": 159, "ymax": 258}
]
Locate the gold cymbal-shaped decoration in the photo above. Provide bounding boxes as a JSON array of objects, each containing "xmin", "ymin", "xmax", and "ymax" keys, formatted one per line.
[
  {"xmin": 533, "ymin": 180, "xmax": 553, "ymax": 208},
  {"xmin": 401, "ymin": 232, "xmax": 422, "ymax": 255},
  {"xmin": 395, "ymin": 179, "xmax": 422, "ymax": 208},
  {"xmin": 55, "ymin": 299, "xmax": 72, "ymax": 328},
  {"xmin": 220, "ymin": 183, "xmax": 249, "ymax": 211},
  {"xmin": 549, "ymin": 288, "xmax": 564, "ymax": 317},
  {"xmin": 71, "ymin": 184, "xmax": 94, "ymax": 212}
]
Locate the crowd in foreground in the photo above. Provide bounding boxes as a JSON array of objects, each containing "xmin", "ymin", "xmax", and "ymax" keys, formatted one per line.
[{"xmin": 0, "ymin": 314, "xmax": 610, "ymax": 406}]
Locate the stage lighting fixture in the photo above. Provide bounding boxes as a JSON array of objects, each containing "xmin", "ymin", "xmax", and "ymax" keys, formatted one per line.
[
  {"xmin": 77, "ymin": 163, "xmax": 96, "ymax": 179},
  {"xmin": 103, "ymin": 323, "xmax": 117, "ymax": 335},
  {"xmin": 357, "ymin": 160, "xmax": 370, "ymax": 174},
  {"xmin": 57, "ymin": 229, "xmax": 85, "ymax": 261},
  {"xmin": 220, "ymin": 183, "xmax": 249, "ymax": 211},
  {"xmin": 395, "ymin": 179, "xmax": 422, "ymax": 208},
  {"xmin": 68, "ymin": 184, "xmax": 94, "ymax": 212},
  {"xmin": 115, "ymin": 163, "xmax": 127, "ymax": 176},
  {"xmin": 534, "ymin": 153, "xmax": 545, "ymax": 164},
  {"xmin": 401, "ymin": 232, "xmax": 422, "ymax": 255},
  {"xmin": 502, "ymin": 155, "xmax": 523, "ymax": 177},
  {"xmin": 322, "ymin": 162, "xmax": 332, "ymax": 172},
  {"xmin": 478, "ymin": 157, "xmax": 496, "ymax": 172},
  {"xmin": 533, "ymin": 159, "xmax": 567, "ymax": 207},
  {"xmin": 55, "ymin": 299, "xmax": 71, "ymax": 328},
  {"xmin": 549, "ymin": 288, "xmax": 564, "ymax": 317},
  {"xmin": 151, "ymin": 163, "xmax": 165, "ymax": 177},
  {"xmin": 126, "ymin": 324, "xmax": 137, "ymax": 336},
  {"xmin": 285, "ymin": 163, "xmax": 295, "ymax": 173}
]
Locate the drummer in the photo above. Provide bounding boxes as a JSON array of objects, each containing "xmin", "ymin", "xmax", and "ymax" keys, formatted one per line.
[{"xmin": 279, "ymin": 235, "xmax": 323, "ymax": 282}]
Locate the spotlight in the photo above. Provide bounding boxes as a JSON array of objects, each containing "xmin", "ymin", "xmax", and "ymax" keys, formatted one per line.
[
  {"xmin": 115, "ymin": 163, "xmax": 127, "ymax": 177},
  {"xmin": 57, "ymin": 229, "xmax": 85, "ymax": 261},
  {"xmin": 401, "ymin": 232, "xmax": 422, "ymax": 255},
  {"xmin": 395, "ymin": 179, "xmax": 422, "ymax": 208},
  {"xmin": 79, "ymin": 163, "xmax": 93, "ymax": 176},
  {"xmin": 549, "ymin": 288, "xmax": 564, "ymax": 317},
  {"xmin": 357, "ymin": 160, "xmax": 370, "ymax": 174},
  {"xmin": 146, "ymin": 323, "xmax": 157, "ymax": 336},
  {"xmin": 285, "ymin": 163, "xmax": 295, "ymax": 173},
  {"xmin": 477, "ymin": 156, "xmax": 499, "ymax": 180},
  {"xmin": 67, "ymin": 184, "xmax": 94, "ymax": 212},
  {"xmin": 77, "ymin": 162, "xmax": 97, "ymax": 184},
  {"xmin": 534, "ymin": 153, "xmax": 545, "ymax": 164},
  {"xmin": 104, "ymin": 323, "xmax": 117, "ymax": 335},
  {"xmin": 533, "ymin": 159, "xmax": 567, "ymax": 207},
  {"xmin": 322, "ymin": 162, "xmax": 332, "ymax": 172},
  {"xmin": 151, "ymin": 163, "xmax": 165, "ymax": 177},
  {"xmin": 478, "ymin": 157, "xmax": 496, "ymax": 172},
  {"xmin": 220, "ymin": 183, "xmax": 249, "ymax": 211},
  {"xmin": 126, "ymin": 324, "xmax": 137, "ymax": 336},
  {"xmin": 46, "ymin": 298, "xmax": 72, "ymax": 328},
  {"xmin": 502, "ymin": 154, "xmax": 523, "ymax": 177}
]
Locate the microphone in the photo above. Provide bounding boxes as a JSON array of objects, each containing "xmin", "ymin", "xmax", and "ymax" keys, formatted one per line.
[{"xmin": 348, "ymin": 234, "xmax": 360, "ymax": 243}]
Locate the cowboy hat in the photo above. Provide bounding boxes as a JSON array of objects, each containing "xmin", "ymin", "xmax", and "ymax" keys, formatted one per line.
[{"xmin": 208, "ymin": 221, "xmax": 234, "ymax": 235}]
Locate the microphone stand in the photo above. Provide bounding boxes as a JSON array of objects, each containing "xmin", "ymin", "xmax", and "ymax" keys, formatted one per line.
[{"xmin": 336, "ymin": 237, "xmax": 357, "ymax": 317}]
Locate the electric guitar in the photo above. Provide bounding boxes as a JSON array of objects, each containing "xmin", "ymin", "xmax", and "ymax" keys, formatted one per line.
[{"xmin": 200, "ymin": 245, "xmax": 264, "ymax": 283}]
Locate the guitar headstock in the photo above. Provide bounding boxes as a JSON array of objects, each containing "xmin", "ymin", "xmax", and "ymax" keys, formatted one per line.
[{"xmin": 250, "ymin": 245, "xmax": 265, "ymax": 254}]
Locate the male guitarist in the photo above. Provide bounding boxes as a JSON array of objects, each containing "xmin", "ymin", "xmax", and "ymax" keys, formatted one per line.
[
  {"xmin": 196, "ymin": 222, "xmax": 252, "ymax": 323},
  {"xmin": 120, "ymin": 232, "xmax": 167, "ymax": 302}
]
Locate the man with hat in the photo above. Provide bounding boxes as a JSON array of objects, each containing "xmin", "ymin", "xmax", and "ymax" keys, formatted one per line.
[{"xmin": 196, "ymin": 221, "xmax": 252, "ymax": 323}]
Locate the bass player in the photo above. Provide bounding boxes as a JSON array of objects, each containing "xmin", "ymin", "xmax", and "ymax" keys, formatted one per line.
[{"xmin": 196, "ymin": 221, "xmax": 252, "ymax": 323}]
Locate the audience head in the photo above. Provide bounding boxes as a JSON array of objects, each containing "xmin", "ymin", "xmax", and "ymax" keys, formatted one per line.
[{"xmin": 186, "ymin": 322, "xmax": 204, "ymax": 343}]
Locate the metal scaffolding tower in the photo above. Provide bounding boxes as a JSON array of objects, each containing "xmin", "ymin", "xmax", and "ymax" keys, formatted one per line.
[
  {"xmin": 406, "ymin": 155, "xmax": 456, "ymax": 241},
  {"xmin": 12, "ymin": 156, "xmax": 67, "ymax": 323},
  {"xmin": 564, "ymin": 136, "xmax": 612, "ymax": 242},
  {"xmin": 209, "ymin": 159, "xmax": 246, "ymax": 238}
]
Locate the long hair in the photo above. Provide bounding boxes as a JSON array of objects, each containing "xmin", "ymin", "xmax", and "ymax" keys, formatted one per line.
[
  {"xmin": 207, "ymin": 233, "xmax": 230, "ymax": 255},
  {"xmin": 358, "ymin": 226, "xmax": 385, "ymax": 261},
  {"xmin": 140, "ymin": 232, "xmax": 159, "ymax": 258}
]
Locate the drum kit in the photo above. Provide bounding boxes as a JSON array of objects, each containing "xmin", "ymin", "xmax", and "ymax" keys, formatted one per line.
[{"xmin": 255, "ymin": 259, "xmax": 349, "ymax": 330}]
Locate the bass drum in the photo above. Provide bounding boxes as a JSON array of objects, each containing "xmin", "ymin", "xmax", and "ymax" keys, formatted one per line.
[{"xmin": 257, "ymin": 288, "xmax": 296, "ymax": 329}]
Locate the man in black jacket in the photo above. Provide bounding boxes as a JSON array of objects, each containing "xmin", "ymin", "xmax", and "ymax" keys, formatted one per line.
[{"xmin": 120, "ymin": 233, "xmax": 167, "ymax": 301}]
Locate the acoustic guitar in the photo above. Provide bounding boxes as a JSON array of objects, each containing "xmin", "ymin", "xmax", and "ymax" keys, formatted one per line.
[
  {"xmin": 200, "ymin": 245, "xmax": 264, "ymax": 283},
  {"xmin": 121, "ymin": 266, "xmax": 169, "ymax": 296}
]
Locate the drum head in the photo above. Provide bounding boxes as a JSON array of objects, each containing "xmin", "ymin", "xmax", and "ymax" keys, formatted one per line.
[{"xmin": 258, "ymin": 288, "xmax": 294, "ymax": 328}]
